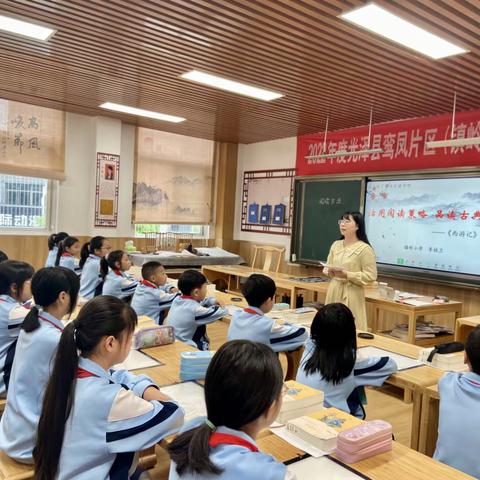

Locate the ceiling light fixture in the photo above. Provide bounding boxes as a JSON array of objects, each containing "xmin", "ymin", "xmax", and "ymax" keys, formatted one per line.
[
  {"xmin": 99, "ymin": 102, "xmax": 186, "ymax": 123},
  {"xmin": 0, "ymin": 14, "xmax": 55, "ymax": 41}
]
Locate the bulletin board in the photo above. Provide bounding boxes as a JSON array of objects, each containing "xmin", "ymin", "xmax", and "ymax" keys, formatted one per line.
[
  {"xmin": 241, "ymin": 169, "xmax": 295, "ymax": 235},
  {"xmin": 94, "ymin": 152, "xmax": 120, "ymax": 227}
]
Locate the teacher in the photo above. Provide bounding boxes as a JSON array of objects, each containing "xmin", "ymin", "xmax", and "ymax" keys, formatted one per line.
[{"xmin": 322, "ymin": 211, "xmax": 377, "ymax": 330}]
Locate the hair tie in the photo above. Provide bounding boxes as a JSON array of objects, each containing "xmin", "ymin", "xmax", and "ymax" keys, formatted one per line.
[{"xmin": 205, "ymin": 419, "xmax": 216, "ymax": 431}]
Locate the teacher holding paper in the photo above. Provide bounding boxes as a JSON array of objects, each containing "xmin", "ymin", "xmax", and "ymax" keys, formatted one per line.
[{"xmin": 323, "ymin": 211, "xmax": 377, "ymax": 330}]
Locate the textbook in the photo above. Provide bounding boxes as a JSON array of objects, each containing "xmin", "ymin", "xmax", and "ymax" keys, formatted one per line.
[
  {"xmin": 287, "ymin": 416, "xmax": 338, "ymax": 452},
  {"xmin": 277, "ymin": 381, "xmax": 324, "ymax": 423}
]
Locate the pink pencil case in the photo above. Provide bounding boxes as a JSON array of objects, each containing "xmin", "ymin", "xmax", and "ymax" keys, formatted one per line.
[{"xmin": 336, "ymin": 437, "xmax": 392, "ymax": 464}]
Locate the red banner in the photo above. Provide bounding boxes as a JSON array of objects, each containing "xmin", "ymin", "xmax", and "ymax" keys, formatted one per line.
[{"xmin": 296, "ymin": 109, "xmax": 480, "ymax": 176}]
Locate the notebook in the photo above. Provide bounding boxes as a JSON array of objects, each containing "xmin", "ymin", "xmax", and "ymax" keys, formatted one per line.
[
  {"xmin": 112, "ymin": 350, "xmax": 161, "ymax": 371},
  {"xmin": 161, "ymin": 381, "xmax": 206, "ymax": 422},
  {"xmin": 357, "ymin": 346, "xmax": 422, "ymax": 371},
  {"xmin": 287, "ymin": 456, "xmax": 368, "ymax": 479}
]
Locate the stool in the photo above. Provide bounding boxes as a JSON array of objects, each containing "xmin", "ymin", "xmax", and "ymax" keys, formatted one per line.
[
  {"xmin": 0, "ymin": 452, "xmax": 34, "ymax": 480},
  {"xmin": 283, "ymin": 347, "xmax": 304, "ymax": 381}
]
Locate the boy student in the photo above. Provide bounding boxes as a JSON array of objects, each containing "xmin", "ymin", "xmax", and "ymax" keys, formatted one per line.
[
  {"xmin": 434, "ymin": 326, "xmax": 480, "ymax": 478},
  {"xmin": 131, "ymin": 261, "xmax": 180, "ymax": 324},
  {"xmin": 167, "ymin": 270, "xmax": 227, "ymax": 350},
  {"xmin": 228, "ymin": 274, "xmax": 308, "ymax": 352}
]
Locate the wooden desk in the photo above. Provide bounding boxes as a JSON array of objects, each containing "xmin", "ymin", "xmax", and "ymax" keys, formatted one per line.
[
  {"xmin": 454, "ymin": 315, "xmax": 480, "ymax": 343},
  {"xmin": 418, "ymin": 384, "xmax": 440, "ymax": 457}
]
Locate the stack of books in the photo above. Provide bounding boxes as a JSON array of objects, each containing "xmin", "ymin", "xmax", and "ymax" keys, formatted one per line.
[
  {"xmin": 179, "ymin": 351, "xmax": 215, "ymax": 381},
  {"xmin": 277, "ymin": 380, "xmax": 324, "ymax": 423},
  {"xmin": 390, "ymin": 321, "xmax": 453, "ymax": 340}
]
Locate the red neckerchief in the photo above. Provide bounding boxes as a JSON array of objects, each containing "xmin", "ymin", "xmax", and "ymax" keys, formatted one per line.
[
  {"xmin": 209, "ymin": 432, "xmax": 258, "ymax": 452},
  {"xmin": 141, "ymin": 279, "xmax": 158, "ymax": 289},
  {"xmin": 61, "ymin": 252, "xmax": 73, "ymax": 257},
  {"xmin": 181, "ymin": 295, "xmax": 195, "ymax": 300},
  {"xmin": 77, "ymin": 368, "xmax": 99, "ymax": 379},
  {"xmin": 113, "ymin": 269, "xmax": 123, "ymax": 277},
  {"xmin": 244, "ymin": 308, "xmax": 261, "ymax": 315},
  {"xmin": 39, "ymin": 315, "xmax": 63, "ymax": 332}
]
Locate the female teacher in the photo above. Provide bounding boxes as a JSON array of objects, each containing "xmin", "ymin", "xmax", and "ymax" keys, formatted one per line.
[{"xmin": 323, "ymin": 211, "xmax": 377, "ymax": 330}]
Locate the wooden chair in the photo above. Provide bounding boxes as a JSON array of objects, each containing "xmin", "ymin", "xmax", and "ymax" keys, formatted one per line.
[
  {"xmin": 283, "ymin": 347, "xmax": 304, "ymax": 381},
  {"xmin": 251, "ymin": 245, "xmax": 285, "ymax": 273},
  {"xmin": 0, "ymin": 451, "xmax": 33, "ymax": 480}
]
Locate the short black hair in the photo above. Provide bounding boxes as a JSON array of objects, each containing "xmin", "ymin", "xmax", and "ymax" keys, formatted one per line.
[
  {"xmin": 178, "ymin": 269, "xmax": 207, "ymax": 295},
  {"xmin": 0, "ymin": 251, "xmax": 8, "ymax": 263},
  {"xmin": 242, "ymin": 274, "xmax": 276, "ymax": 308},
  {"xmin": 141, "ymin": 261, "xmax": 163, "ymax": 279},
  {"xmin": 466, "ymin": 326, "xmax": 480, "ymax": 375}
]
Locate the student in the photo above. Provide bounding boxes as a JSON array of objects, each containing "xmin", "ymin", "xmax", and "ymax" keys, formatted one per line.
[
  {"xmin": 0, "ymin": 267, "xmax": 79, "ymax": 463},
  {"xmin": 131, "ymin": 261, "xmax": 180, "ymax": 324},
  {"xmin": 45, "ymin": 232, "xmax": 68, "ymax": 268},
  {"xmin": 434, "ymin": 326, "xmax": 480, "ymax": 478},
  {"xmin": 0, "ymin": 260, "xmax": 34, "ymax": 396},
  {"xmin": 101, "ymin": 250, "xmax": 138, "ymax": 301},
  {"xmin": 34, "ymin": 296, "xmax": 184, "ymax": 480},
  {"xmin": 55, "ymin": 236, "xmax": 82, "ymax": 274},
  {"xmin": 296, "ymin": 303, "xmax": 397, "ymax": 418},
  {"xmin": 0, "ymin": 251, "xmax": 8, "ymax": 263},
  {"xmin": 228, "ymin": 274, "xmax": 308, "ymax": 352},
  {"xmin": 79, "ymin": 236, "xmax": 111, "ymax": 299},
  {"xmin": 167, "ymin": 270, "xmax": 227, "ymax": 350},
  {"xmin": 168, "ymin": 340, "xmax": 293, "ymax": 480}
]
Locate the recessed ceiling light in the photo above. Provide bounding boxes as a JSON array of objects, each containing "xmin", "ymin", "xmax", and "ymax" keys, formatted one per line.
[
  {"xmin": 180, "ymin": 70, "xmax": 284, "ymax": 101},
  {"xmin": 0, "ymin": 14, "xmax": 56, "ymax": 41},
  {"xmin": 340, "ymin": 3, "xmax": 468, "ymax": 60},
  {"xmin": 99, "ymin": 102, "xmax": 186, "ymax": 123}
]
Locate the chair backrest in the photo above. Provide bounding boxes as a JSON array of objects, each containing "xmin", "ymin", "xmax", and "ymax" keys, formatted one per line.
[
  {"xmin": 0, "ymin": 451, "xmax": 34, "ymax": 480},
  {"xmin": 252, "ymin": 245, "xmax": 285, "ymax": 273},
  {"xmin": 144, "ymin": 233, "xmax": 158, "ymax": 253}
]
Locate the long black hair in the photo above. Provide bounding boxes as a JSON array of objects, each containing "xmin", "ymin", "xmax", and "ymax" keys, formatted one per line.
[
  {"xmin": 0, "ymin": 260, "xmax": 34, "ymax": 299},
  {"xmin": 47, "ymin": 232, "xmax": 68, "ymax": 251},
  {"xmin": 304, "ymin": 303, "xmax": 357, "ymax": 385},
  {"xmin": 79, "ymin": 236, "xmax": 106, "ymax": 269},
  {"xmin": 339, "ymin": 211, "xmax": 370, "ymax": 245},
  {"xmin": 22, "ymin": 267, "xmax": 80, "ymax": 333},
  {"xmin": 100, "ymin": 250, "xmax": 124, "ymax": 280},
  {"xmin": 34, "ymin": 296, "xmax": 137, "ymax": 480},
  {"xmin": 55, "ymin": 236, "xmax": 79, "ymax": 267},
  {"xmin": 168, "ymin": 340, "xmax": 283, "ymax": 475}
]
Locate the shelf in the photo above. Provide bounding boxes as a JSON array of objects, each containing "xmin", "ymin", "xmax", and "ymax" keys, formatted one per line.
[{"xmin": 378, "ymin": 331, "xmax": 454, "ymax": 348}]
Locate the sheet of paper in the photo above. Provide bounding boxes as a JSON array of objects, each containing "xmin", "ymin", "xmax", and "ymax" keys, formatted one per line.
[
  {"xmin": 225, "ymin": 304, "xmax": 243, "ymax": 316},
  {"xmin": 287, "ymin": 456, "xmax": 366, "ymax": 479},
  {"xmin": 270, "ymin": 426, "xmax": 329, "ymax": 458},
  {"xmin": 161, "ymin": 381, "xmax": 206, "ymax": 422},
  {"xmin": 401, "ymin": 298, "xmax": 433, "ymax": 306},
  {"xmin": 112, "ymin": 350, "xmax": 161, "ymax": 371},
  {"xmin": 357, "ymin": 346, "xmax": 422, "ymax": 371}
]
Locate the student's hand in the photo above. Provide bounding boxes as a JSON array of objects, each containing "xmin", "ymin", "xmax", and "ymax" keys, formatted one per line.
[
  {"xmin": 169, "ymin": 287, "xmax": 179, "ymax": 293},
  {"xmin": 143, "ymin": 386, "xmax": 174, "ymax": 402}
]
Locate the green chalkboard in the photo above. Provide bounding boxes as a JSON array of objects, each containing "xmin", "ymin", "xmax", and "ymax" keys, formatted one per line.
[{"xmin": 291, "ymin": 178, "xmax": 364, "ymax": 263}]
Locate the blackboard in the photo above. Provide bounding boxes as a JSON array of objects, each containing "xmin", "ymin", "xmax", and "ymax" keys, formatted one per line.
[{"xmin": 291, "ymin": 178, "xmax": 364, "ymax": 263}]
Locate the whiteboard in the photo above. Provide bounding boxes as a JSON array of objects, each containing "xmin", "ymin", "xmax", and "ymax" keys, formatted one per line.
[
  {"xmin": 287, "ymin": 456, "xmax": 367, "ymax": 479},
  {"xmin": 357, "ymin": 346, "xmax": 422, "ymax": 371}
]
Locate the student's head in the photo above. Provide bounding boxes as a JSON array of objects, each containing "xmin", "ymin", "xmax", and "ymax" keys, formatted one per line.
[
  {"xmin": 0, "ymin": 260, "xmax": 34, "ymax": 302},
  {"xmin": 168, "ymin": 340, "xmax": 284, "ymax": 475},
  {"xmin": 22, "ymin": 267, "xmax": 80, "ymax": 333},
  {"xmin": 47, "ymin": 232, "xmax": 68, "ymax": 251},
  {"xmin": 338, "ymin": 211, "xmax": 370, "ymax": 245},
  {"xmin": 55, "ymin": 236, "xmax": 81, "ymax": 266},
  {"xmin": 178, "ymin": 270, "xmax": 208, "ymax": 300},
  {"xmin": 465, "ymin": 326, "xmax": 480, "ymax": 375},
  {"xmin": 242, "ymin": 274, "xmax": 276, "ymax": 313},
  {"xmin": 141, "ymin": 261, "xmax": 166, "ymax": 286},
  {"xmin": 304, "ymin": 303, "xmax": 357, "ymax": 385},
  {"xmin": 79, "ymin": 236, "xmax": 110, "ymax": 268},
  {"xmin": 100, "ymin": 250, "xmax": 131, "ymax": 279},
  {"xmin": 0, "ymin": 251, "xmax": 8, "ymax": 263},
  {"xmin": 34, "ymin": 296, "xmax": 137, "ymax": 479}
]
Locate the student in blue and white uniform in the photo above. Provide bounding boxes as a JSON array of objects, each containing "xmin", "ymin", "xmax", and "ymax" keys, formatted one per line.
[
  {"xmin": 167, "ymin": 270, "xmax": 227, "ymax": 350},
  {"xmin": 0, "ymin": 260, "xmax": 34, "ymax": 397},
  {"xmin": 34, "ymin": 296, "xmax": 184, "ymax": 480},
  {"xmin": 79, "ymin": 236, "xmax": 111, "ymax": 299},
  {"xmin": 168, "ymin": 340, "xmax": 295, "ymax": 480},
  {"xmin": 45, "ymin": 232, "xmax": 68, "ymax": 268},
  {"xmin": 434, "ymin": 326, "xmax": 480, "ymax": 478},
  {"xmin": 101, "ymin": 250, "xmax": 138, "ymax": 302},
  {"xmin": 131, "ymin": 261, "xmax": 179, "ymax": 324},
  {"xmin": 228, "ymin": 274, "xmax": 308, "ymax": 352},
  {"xmin": 296, "ymin": 303, "xmax": 397, "ymax": 419},
  {"xmin": 54, "ymin": 236, "xmax": 82, "ymax": 275},
  {"xmin": 0, "ymin": 267, "xmax": 80, "ymax": 463}
]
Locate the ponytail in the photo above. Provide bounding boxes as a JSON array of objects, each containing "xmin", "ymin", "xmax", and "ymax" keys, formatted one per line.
[
  {"xmin": 79, "ymin": 236, "xmax": 106, "ymax": 269},
  {"xmin": 48, "ymin": 232, "xmax": 68, "ymax": 251},
  {"xmin": 100, "ymin": 250, "xmax": 123, "ymax": 280},
  {"xmin": 79, "ymin": 242, "xmax": 90, "ymax": 269},
  {"xmin": 55, "ymin": 236, "xmax": 79, "ymax": 267},
  {"xmin": 22, "ymin": 306, "xmax": 41, "ymax": 334}
]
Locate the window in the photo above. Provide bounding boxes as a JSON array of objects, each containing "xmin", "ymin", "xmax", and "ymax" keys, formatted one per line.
[
  {"xmin": 0, "ymin": 174, "xmax": 50, "ymax": 229},
  {"xmin": 135, "ymin": 224, "xmax": 209, "ymax": 237}
]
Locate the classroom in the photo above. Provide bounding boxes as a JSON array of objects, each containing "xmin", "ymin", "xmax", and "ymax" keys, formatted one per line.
[{"xmin": 0, "ymin": 1, "xmax": 479, "ymax": 479}]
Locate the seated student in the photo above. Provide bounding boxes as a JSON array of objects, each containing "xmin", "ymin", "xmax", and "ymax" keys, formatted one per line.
[
  {"xmin": 434, "ymin": 326, "xmax": 480, "ymax": 478},
  {"xmin": 55, "ymin": 236, "xmax": 82, "ymax": 275},
  {"xmin": 45, "ymin": 232, "xmax": 68, "ymax": 268},
  {"xmin": 34, "ymin": 296, "xmax": 184, "ymax": 480},
  {"xmin": 0, "ymin": 260, "xmax": 34, "ymax": 397},
  {"xmin": 167, "ymin": 270, "xmax": 227, "ymax": 350},
  {"xmin": 0, "ymin": 267, "xmax": 79, "ymax": 463},
  {"xmin": 168, "ymin": 340, "xmax": 294, "ymax": 480},
  {"xmin": 79, "ymin": 236, "xmax": 111, "ymax": 299},
  {"xmin": 0, "ymin": 251, "xmax": 8, "ymax": 263},
  {"xmin": 296, "ymin": 303, "xmax": 397, "ymax": 418},
  {"xmin": 228, "ymin": 274, "xmax": 308, "ymax": 352},
  {"xmin": 101, "ymin": 250, "xmax": 138, "ymax": 301},
  {"xmin": 131, "ymin": 261, "xmax": 180, "ymax": 324}
]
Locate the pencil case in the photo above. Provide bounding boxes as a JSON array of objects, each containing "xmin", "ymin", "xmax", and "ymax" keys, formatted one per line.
[
  {"xmin": 336, "ymin": 437, "xmax": 392, "ymax": 464},
  {"xmin": 180, "ymin": 351, "xmax": 215, "ymax": 381},
  {"xmin": 133, "ymin": 326, "xmax": 175, "ymax": 349}
]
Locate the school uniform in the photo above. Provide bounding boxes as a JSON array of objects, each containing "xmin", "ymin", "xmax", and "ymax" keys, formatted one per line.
[
  {"xmin": 228, "ymin": 307, "xmax": 308, "ymax": 353},
  {"xmin": 58, "ymin": 253, "xmax": 82, "ymax": 275},
  {"xmin": 169, "ymin": 418, "xmax": 294, "ymax": 480},
  {"xmin": 56, "ymin": 357, "xmax": 184, "ymax": 480},
  {"xmin": 0, "ymin": 311, "xmax": 63, "ymax": 462},
  {"xmin": 296, "ymin": 339, "xmax": 397, "ymax": 418},
  {"xmin": 131, "ymin": 280, "xmax": 180, "ymax": 324},
  {"xmin": 0, "ymin": 295, "xmax": 30, "ymax": 397},
  {"xmin": 434, "ymin": 371, "xmax": 480, "ymax": 478},
  {"xmin": 167, "ymin": 296, "xmax": 228, "ymax": 350},
  {"xmin": 102, "ymin": 269, "xmax": 139, "ymax": 300},
  {"xmin": 79, "ymin": 254, "xmax": 102, "ymax": 299},
  {"xmin": 45, "ymin": 247, "xmax": 58, "ymax": 267}
]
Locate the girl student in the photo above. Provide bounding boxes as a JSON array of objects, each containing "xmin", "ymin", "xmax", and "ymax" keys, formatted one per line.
[
  {"xmin": 0, "ymin": 260, "xmax": 34, "ymax": 397},
  {"xmin": 0, "ymin": 267, "xmax": 80, "ymax": 462},
  {"xmin": 101, "ymin": 250, "xmax": 138, "ymax": 301},
  {"xmin": 168, "ymin": 340, "xmax": 294, "ymax": 480},
  {"xmin": 55, "ymin": 236, "xmax": 82, "ymax": 275},
  {"xmin": 79, "ymin": 236, "xmax": 111, "ymax": 299},
  {"xmin": 296, "ymin": 303, "xmax": 397, "ymax": 419},
  {"xmin": 34, "ymin": 296, "xmax": 184, "ymax": 480},
  {"xmin": 45, "ymin": 232, "xmax": 69, "ymax": 268}
]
